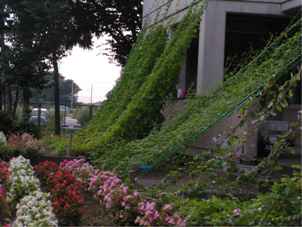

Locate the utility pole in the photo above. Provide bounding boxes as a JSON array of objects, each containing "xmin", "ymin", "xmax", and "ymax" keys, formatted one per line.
[
  {"xmin": 89, "ymin": 85, "xmax": 93, "ymax": 119},
  {"xmin": 53, "ymin": 54, "xmax": 61, "ymax": 135},
  {"xmin": 90, "ymin": 84, "xmax": 93, "ymax": 105},
  {"xmin": 70, "ymin": 80, "xmax": 74, "ymax": 109}
]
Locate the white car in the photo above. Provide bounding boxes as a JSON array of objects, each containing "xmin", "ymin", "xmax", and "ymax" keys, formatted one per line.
[
  {"xmin": 31, "ymin": 108, "xmax": 49, "ymax": 120},
  {"xmin": 29, "ymin": 116, "xmax": 48, "ymax": 126}
]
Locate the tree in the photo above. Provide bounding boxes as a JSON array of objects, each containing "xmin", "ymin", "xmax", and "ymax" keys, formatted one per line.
[
  {"xmin": 6, "ymin": 0, "xmax": 102, "ymax": 134},
  {"xmin": 31, "ymin": 75, "xmax": 81, "ymax": 107},
  {"xmin": 0, "ymin": 0, "xmax": 50, "ymax": 119},
  {"xmin": 1, "ymin": 0, "xmax": 143, "ymax": 134},
  {"xmin": 99, "ymin": 0, "xmax": 143, "ymax": 65}
]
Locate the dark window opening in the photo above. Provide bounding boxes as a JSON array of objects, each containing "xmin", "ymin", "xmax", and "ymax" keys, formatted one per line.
[
  {"xmin": 176, "ymin": 36, "xmax": 199, "ymax": 99},
  {"xmin": 224, "ymin": 13, "xmax": 290, "ymax": 77},
  {"xmin": 185, "ymin": 36, "xmax": 199, "ymax": 92}
]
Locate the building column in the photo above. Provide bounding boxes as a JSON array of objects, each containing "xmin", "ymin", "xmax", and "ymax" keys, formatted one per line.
[{"xmin": 197, "ymin": 1, "xmax": 226, "ymax": 96}]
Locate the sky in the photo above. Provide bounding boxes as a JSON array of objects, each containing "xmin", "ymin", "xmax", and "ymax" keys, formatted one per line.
[{"xmin": 59, "ymin": 37, "xmax": 121, "ymax": 104}]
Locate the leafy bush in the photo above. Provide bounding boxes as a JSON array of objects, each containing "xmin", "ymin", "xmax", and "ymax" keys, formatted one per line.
[
  {"xmin": 176, "ymin": 174, "xmax": 301, "ymax": 226},
  {"xmin": 14, "ymin": 121, "xmax": 41, "ymax": 138},
  {"xmin": 73, "ymin": 106, "xmax": 91, "ymax": 127},
  {"xmin": 0, "ymin": 145, "xmax": 37, "ymax": 162},
  {"xmin": 0, "ymin": 112, "xmax": 15, "ymax": 135},
  {"xmin": 41, "ymin": 135, "xmax": 68, "ymax": 155}
]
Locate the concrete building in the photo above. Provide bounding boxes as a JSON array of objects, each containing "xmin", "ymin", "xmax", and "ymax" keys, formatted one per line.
[
  {"xmin": 143, "ymin": 0, "xmax": 301, "ymax": 96},
  {"xmin": 143, "ymin": 0, "xmax": 301, "ymax": 163}
]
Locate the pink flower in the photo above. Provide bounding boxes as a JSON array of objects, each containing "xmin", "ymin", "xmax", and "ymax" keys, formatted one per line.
[
  {"xmin": 58, "ymin": 159, "xmax": 186, "ymax": 226},
  {"xmin": 162, "ymin": 204, "xmax": 173, "ymax": 212},
  {"xmin": 233, "ymin": 208, "xmax": 241, "ymax": 217},
  {"xmin": 122, "ymin": 185, "xmax": 128, "ymax": 194},
  {"xmin": 133, "ymin": 191, "xmax": 139, "ymax": 197}
]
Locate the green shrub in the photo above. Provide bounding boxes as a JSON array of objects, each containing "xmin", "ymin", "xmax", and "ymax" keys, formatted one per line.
[
  {"xmin": 0, "ymin": 112, "xmax": 15, "ymax": 135},
  {"xmin": 41, "ymin": 135, "xmax": 69, "ymax": 155},
  {"xmin": 73, "ymin": 106, "xmax": 91, "ymax": 127},
  {"xmin": 175, "ymin": 174, "xmax": 301, "ymax": 226},
  {"xmin": 0, "ymin": 145, "xmax": 37, "ymax": 162},
  {"xmin": 15, "ymin": 122, "xmax": 41, "ymax": 138}
]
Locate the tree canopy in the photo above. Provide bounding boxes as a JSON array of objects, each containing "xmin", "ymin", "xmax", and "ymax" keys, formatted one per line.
[{"xmin": 0, "ymin": 0, "xmax": 142, "ymax": 134}]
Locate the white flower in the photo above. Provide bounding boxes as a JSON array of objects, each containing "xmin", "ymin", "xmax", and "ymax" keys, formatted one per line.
[
  {"xmin": 13, "ymin": 190, "xmax": 58, "ymax": 227},
  {"xmin": 0, "ymin": 131, "xmax": 7, "ymax": 145},
  {"xmin": 8, "ymin": 156, "xmax": 40, "ymax": 203}
]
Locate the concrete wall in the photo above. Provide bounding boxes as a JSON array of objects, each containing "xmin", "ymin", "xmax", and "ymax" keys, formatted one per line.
[
  {"xmin": 143, "ymin": 0, "xmax": 195, "ymax": 28},
  {"xmin": 142, "ymin": 0, "xmax": 300, "ymax": 28}
]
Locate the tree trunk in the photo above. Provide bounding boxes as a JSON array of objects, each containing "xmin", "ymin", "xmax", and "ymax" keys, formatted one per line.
[
  {"xmin": 13, "ymin": 87, "xmax": 19, "ymax": 119},
  {"xmin": 7, "ymin": 85, "xmax": 13, "ymax": 114},
  {"xmin": 3, "ymin": 85, "xmax": 7, "ymax": 112},
  {"xmin": 52, "ymin": 54, "xmax": 61, "ymax": 135},
  {"xmin": 0, "ymin": 83, "xmax": 3, "ymax": 111},
  {"xmin": 22, "ymin": 87, "xmax": 31, "ymax": 122},
  {"xmin": 0, "ymin": 3, "xmax": 5, "ymax": 112}
]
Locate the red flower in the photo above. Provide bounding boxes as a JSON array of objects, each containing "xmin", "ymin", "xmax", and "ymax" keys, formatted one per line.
[
  {"xmin": 0, "ymin": 161, "xmax": 10, "ymax": 185},
  {"xmin": 35, "ymin": 161, "xmax": 85, "ymax": 222}
]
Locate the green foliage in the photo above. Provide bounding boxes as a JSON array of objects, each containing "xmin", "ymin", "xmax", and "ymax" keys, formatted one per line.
[
  {"xmin": 236, "ymin": 173, "xmax": 302, "ymax": 226},
  {"xmin": 258, "ymin": 69, "xmax": 301, "ymax": 119},
  {"xmin": 91, "ymin": 19, "xmax": 301, "ymax": 174},
  {"xmin": 41, "ymin": 136, "xmax": 68, "ymax": 155},
  {"xmin": 73, "ymin": 26, "xmax": 167, "ymax": 152},
  {"xmin": 0, "ymin": 145, "xmax": 37, "ymax": 162},
  {"xmin": 97, "ymin": 6, "xmax": 205, "ymax": 145},
  {"xmin": 175, "ymin": 173, "xmax": 301, "ymax": 226},
  {"xmin": 0, "ymin": 112, "xmax": 14, "ymax": 135},
  {"xmin": 73, "ymin": 106, "xmax": 91, "ymax": 127},
  {"xmin": 14, "ymin": 122, "xmax": 41, "ymax": 138}
]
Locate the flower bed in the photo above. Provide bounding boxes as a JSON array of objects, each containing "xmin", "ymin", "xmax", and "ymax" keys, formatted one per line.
[
  {"xmin": 60, "ymin": 159, "xmax": 186, "ymax": 226},
  {"xmin": 0, "ymin": 133, "xmax": 42, "ymax": 162},
  {"xmin": 0, "ymin": 161, "xmax": 10, "ymax": 185},
  {"xmin": 35, "ymin": 161, "xmax": 85, "ymax": 225},
  {"xmin": 4, "ymin": 156, "xmax": 58, "ymax": 227},
  {"xmin": 14, "ymin": 190, "xmax": 58, "ymax": 227},
  {"xmin": 7, "ymin": 156, "xmax": 41, "ymax": 205},
  {"xmin": 0, "ymin": 161, "xmax": 11, "ymax": 226},
  {"xmin": 8, "ymin": 133, "xmax": 42, "ymax": 151}
]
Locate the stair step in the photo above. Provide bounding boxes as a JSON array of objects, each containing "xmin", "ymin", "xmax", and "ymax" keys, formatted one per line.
[
  {"xmin": 237, "ymin": 164, "xmax": 256, "ymax": 173},
  {"xmin": 279, "ymin": 158, "xmax": 301, "ymax": 167}
]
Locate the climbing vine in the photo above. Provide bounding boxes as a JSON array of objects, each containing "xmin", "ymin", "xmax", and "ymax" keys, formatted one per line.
[
  {"xmin": 95, "ymin": 2, "xmax": 206, "ymax": 145},
  {"xmin": 73, "ymin": 26, "xmax": 168, "ymax": 152},
  {"xmin": 90, "ymin": 18, "xmax": 301, "ymax": 174}
]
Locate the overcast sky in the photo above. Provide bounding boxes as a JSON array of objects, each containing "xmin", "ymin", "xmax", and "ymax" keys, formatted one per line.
[{"xmin": 59, "ymin": 37, "xmax": 121, "ymax": 104}]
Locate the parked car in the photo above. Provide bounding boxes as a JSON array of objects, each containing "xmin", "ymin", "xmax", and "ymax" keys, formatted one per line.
[
  {"xmin": 31, "ymin": 108, "xmax": 49, "ymax": 120},
  {"xmin": 29, "ymin": 116, "xmax": 48, "ymax": 126}
]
